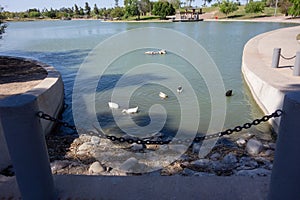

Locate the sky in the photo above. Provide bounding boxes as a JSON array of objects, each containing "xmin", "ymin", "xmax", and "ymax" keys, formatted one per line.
[
  {"xmin": 0, "ymin": 0, "xmax": 248, "ymax": 12},
  {"xmin": 0, "ymin": 0, "xmax": 124, "ymax": 12}
]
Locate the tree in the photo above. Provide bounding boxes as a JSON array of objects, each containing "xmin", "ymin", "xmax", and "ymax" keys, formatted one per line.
[
  {"xmin": 28, "ymin": 8, "xmax": 41, "ymax": 18},
  {"xmin": 219, "ymin": 0, "xmax": 238, "ymax": 17},
  {"xmin": 44, "ymin": 8, "xmax": 57, "ymax": 18},
  {"xmin": 111, "ymin": 7, "xmax": 125, "ymax": 18},
  {"xmin": 115, "ymin": 0, "xmax": 119, "ymax": 7},
  {"xmin": 0, "ymin": 6, "xmax": 7, "ymax": 39},
  {"xmin": 124, "ymin": 0, "xmax": 140, "ymax": 19},
  {"xmin": 138, "ymin": 0, "xmax": 151, "ymax": 16},
  {"xmin": 152, "ymin": 1, "xmax": 175, "ymax": 19},
  {"xmin": 79, "ymin": 7, "xmax": 84, "ymax": 16},
  {"xmin": 85, "ymin": 2, "xmax": 91, "ymax": 16},
  {"xmin": 93, "ymin": 4, "xmax": 99, "ymax": 16},
  {"xmin": 279, "ymin": 0, "xmax": 292, "ymax": 16},
  {"xmin": 245, "ymin": 1, "xmax": 265, "ymax": 13},
  {"xmin": 186, "ymin": 0, "xmax": 195, "ymax": 7},
  {"xmin": 74, "ymin": 4, "xmax": 80, "ymax": 16},
  {"xmin": 169, "ymin": 0, "xmax": 181, "ymax": 9},
  {"xmin": 288, "ymin": 0, "xmax": 300, "ymax": 17}
]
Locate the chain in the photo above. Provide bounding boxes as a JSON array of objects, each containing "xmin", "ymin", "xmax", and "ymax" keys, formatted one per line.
[
  {"xmin": 37, "ymin": 109, "xmax": 283, "ymax": 145},
  {"xmin": 280, "ymin": 54, "xmax": 296, "ymax": 60}
]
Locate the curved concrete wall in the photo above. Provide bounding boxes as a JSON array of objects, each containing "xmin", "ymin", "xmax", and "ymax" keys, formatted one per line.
[
  {"xmin": 0, "ymin": 57, "xmax": 64, "ymax": 170},
  {"xmin": 242, "ymin": 26, "xmax": 300, "ymax": 133}
]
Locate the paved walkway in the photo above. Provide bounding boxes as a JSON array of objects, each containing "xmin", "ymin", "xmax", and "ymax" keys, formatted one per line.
[
  {"xmin": 0, "ymin": 175, "xmax": 270, "ymax": 200},
  {"xmin": 242, "ymin": 25, "xmax": 300, "ymax": 132}
]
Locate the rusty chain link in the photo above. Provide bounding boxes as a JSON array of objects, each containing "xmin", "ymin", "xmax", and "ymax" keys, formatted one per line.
[{"xmin": 37, "ymin": 109, "xmax": 283, "ymax": 145}]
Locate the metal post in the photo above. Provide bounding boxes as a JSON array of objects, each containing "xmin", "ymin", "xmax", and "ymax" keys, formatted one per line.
[
  {"xmin": 0, "ymin": 94, "xmax": 55, "ymax": 200},
  {"xmin": 269, "ymin": 92, "xmax": 300, "ymax": 200},
  {"xmin": 271, "ymin": 48, "xmax": 281, "ymax": 68},
  {"xmin": 293, "ymin": 51, "xmax": 300, "ymax": 76}
]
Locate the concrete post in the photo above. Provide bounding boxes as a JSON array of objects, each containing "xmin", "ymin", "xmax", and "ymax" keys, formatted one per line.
[
  {"xmin": 293, "ymin": 51, "xmax": 300, "ymax": 76},
  {"xmin": 0, "ymin": 94, "xmax": 55, "ymax": 200},
  {"xmin": 269, "ymin": 92, "xmax": 300, "ymax": 200},
  {"xmin": 271, "ymin": 48, "xmax": 281, "ymax": 68}
]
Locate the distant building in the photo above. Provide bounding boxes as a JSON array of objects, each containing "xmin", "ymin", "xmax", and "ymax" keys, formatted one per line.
[{"xmin": 173, "ymin": 8, "xmax": 203, "ymax": 22}]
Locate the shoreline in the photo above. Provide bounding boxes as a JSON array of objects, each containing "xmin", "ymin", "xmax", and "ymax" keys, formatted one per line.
[{"xmin": 4, "ymin": 15, "xmax": 300, "ymax": 24}]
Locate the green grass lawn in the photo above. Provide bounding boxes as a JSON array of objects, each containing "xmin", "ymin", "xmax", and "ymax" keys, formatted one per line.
[
  {"xmin": 212, "ymin": 6, "xmax": 283, "ymax": 19},
  {"xmin": 120, "ymin": 6, "xmax": 283, "ymax": 21}
]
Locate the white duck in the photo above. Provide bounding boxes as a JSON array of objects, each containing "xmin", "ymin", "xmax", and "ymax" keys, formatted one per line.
[
  {"xmin": 159, "ymin": 92, "xmax": 168, "ymax": 99},
  {"xmin": 108, "ymin": 102, "xmax": 119, "ymax": 109},
  {"xmin": 122, "ymin": 106, "xmax": 139, "ymax": 114},
  {"xmin": 177, "ymin": 86, "xmax": 183, "ymax": 93}
]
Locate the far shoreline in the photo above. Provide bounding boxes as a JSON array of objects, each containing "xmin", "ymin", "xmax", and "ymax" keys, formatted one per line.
[{"xmin": 4, "ymin": 15, "xmax": 300, "ymax": 24}]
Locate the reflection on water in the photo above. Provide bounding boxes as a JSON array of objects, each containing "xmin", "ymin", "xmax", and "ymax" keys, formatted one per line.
[{"xmin": 0, "ymin": 20, "xmax": 295, "ymax": 140}]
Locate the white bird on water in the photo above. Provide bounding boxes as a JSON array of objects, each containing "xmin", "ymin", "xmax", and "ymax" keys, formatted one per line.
[
  {"xmin": 122, "ymin": 106, "xmax": 139, "ymax": 114},
  {"xmin": 159, "ymin": 92, "xmax": 168, "ymax": 99},
  {"xmin": 108, "ymin": 102, "xmax": 119, "ymax": 109},
  {"xmin": 177, "ymin": 86, "xmax": 183, "ymax": 93}
]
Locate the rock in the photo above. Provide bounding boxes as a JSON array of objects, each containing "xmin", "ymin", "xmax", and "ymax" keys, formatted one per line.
[
  {"xmin": 78, "ymin": 142, "xmax": 93, "ymax": 152},
  {"xmin": 238, "ymin": 157, "xmax": 258, "ymax": 170},
  {"xmin": 268, "ymin": 142, "xmax": 276, "ymax": 150},
  {"xmin": 89, "ymin": 161, "xmax": 105, "ymax": 174},
  {"xmin": 261, "ymin": 149, "xmax": 274, "ymax": 157},
  {"xmin": 90, "ymin": 136, "xmax": 101, "ymax": 145},
  {"xmin": 243, "ymin": 133, "xmax": 254, "ymax": 139},
  {"xmin": 246, "ymin": 139, "xmax": 263, "ymax": 155},
  {"xmin": 210, "ymin": 152, "xmax": 221, "ymax": 161},
  {"xmin": 50, "ymin": 160, "xmax": 70, "ymax": 172},
  {"xmin": 190, "ymin": 159, "xmax": 211, "ymax": 169},
  {"xmin": 223, "ymin": 153, "xmax": 238, "ymax": 165},
  {"xmin": 235, "ymin": 168, "xmax": 271, "ymax": 177},
  {"xmin": 119, "ymin": 157, "xmax": 139, "ymax": 172},
  {"xmin": 181, "ymin": 168, "xmax": 197, "ymax": 176},
  {"xmin": 236, "ymin": 138, "xmax": 246, "ymax": 147},
  {"xmin": 79, "ymin": 134, "xmax": 92, "ymax": 143},
  {"xmin": 131, "ymin": 143, "xmax": 144, "ymax": 151}
]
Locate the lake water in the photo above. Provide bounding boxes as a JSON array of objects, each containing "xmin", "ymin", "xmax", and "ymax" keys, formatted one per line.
[{"xmin": 0, "ymin": 20, "xmax": 295, "ymax": 141}]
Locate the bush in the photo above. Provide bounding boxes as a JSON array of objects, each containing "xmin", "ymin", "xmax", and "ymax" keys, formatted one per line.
[
  {"xmin": 219, "ymin": 0, "xmax": 239, "ymax": 16},
  {"xmin": 245, "ymin": 1, "xmax": 265, "ymax": 13}
]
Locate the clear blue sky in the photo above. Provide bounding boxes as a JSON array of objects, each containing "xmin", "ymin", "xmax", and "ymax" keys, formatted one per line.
[
  {"xmin": 0, "ymin": 0, "xmax": 124, "ymax": 12},
  {"xmin": 0, "ymin": 0, "xmax": 248, "ymax": 12}
]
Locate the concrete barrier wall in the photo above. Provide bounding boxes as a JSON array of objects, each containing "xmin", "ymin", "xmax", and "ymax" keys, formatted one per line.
[
  {"xmin": 0, "ymin": 57, "xmax": 64, "ymax": 171},
  {"xmin": 242, "ymin": 58, "xmax": 284, "ymax": 132},
  {"xmin": 241, "ymin": 26, "xmax": 300, "ymax": 133}
]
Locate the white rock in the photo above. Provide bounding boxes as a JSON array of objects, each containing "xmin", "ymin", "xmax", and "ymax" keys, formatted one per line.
[
  {"xmin": 236, "ymin": 168, "xmax": 271, "ymax": 177},
  {"xmin": 190, "ymin": 159, "xmax": 211, "ymax": 168},
  {"xmin": 89, "ymin": 161, "xmax": 105, "ymax": 174},
  {"xmin": 78, "ymin": 142, "xmax": 93, "ymax": 152},
  {"xmin": 90, "ymin": 136, "xmax": 101, "ymax": 145},
  {"xmin": 246, "ymin": 139, "xmax": 263, "ymax": 155},
  {"xmin": 131, "ymin": 143, "xmax": 144, "ymax": 151},
  {"xmin": 236, "ymin": 138, "xmax": 246, "ymax": 147},
  {"xmin": 119, "ymin": 157, "xmax": 139, "ymax": 172}
]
